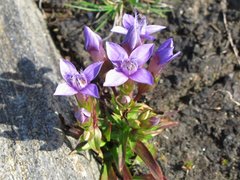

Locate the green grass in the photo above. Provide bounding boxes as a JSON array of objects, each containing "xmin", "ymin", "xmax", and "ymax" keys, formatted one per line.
[{"xmin": 65, "ymin": 0, "xmax": 172, "ymax": 31}]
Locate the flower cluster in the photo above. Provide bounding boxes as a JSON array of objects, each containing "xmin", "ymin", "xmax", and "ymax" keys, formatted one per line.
[{"xmin": 54, "ymin": 13, "xmax": 180, "ymax": 179}]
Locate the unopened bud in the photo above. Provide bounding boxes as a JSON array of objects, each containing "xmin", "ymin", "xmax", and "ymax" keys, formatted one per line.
[
  {"xmin": 84, "ymin": 26, "xmax": 106, "ymax": 62},
  {"xmin": 149, "ymin": 116, "xmax": 160, "ymax": 126},
  {"xmin": 121, "ymin": 95, "xmax": 131, "ymax": 104},
  {"xmin": 75, "ymin": 108, "xmax": 91, "ymax": 123}
]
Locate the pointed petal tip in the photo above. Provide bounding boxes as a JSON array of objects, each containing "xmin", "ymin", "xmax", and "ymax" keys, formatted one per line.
[
  {"xmin": 84, "ymin": 26, "xmax": 101, "ymax": 51},
  {"xmin": 106, "ymin": 42, "xmax": 128, "ymax": 63},
  {"xmin": 130, "ymin": 43, "xmax": 154, "ymax": 66},
  {"xmin": 83, "ymin": 61, "xmax": 104, "ymax": 82},
  {"xmin": 54, "ymin": 83, "xmax": 78, "ymax": 96},
  {"xmin": 104, "ymin": 69, "xmax": 128, "ymax": 87},
  {"xmin": 145, "ymin": 25, "xmax": 167, "ymax": 35},
  {"xmin": 129, "ymin": 68, "xmax": 154, "ymax": 85},
  {"xmin": 122, "ymin": 13, "xmax": 135, "ymax": 29},
  {"xmin": 80, "ymin": 83, "xmax": 100, "ymax": 98},
  {"xmin": 157, "ymin": 38, "xmax": 174, "ymax": 52},
  {"xmin": 111, "ymin": 26, "xmax": 128, "ymax": 34},
  {"xmin": 60, "ymin": 59, "xmax": 78, "ymax": 81}
]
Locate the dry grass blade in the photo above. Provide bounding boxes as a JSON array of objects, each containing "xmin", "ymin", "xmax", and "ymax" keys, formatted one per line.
[{"xmin": 221, "ymin": 0, "xmax": 240, "ymax": 65}]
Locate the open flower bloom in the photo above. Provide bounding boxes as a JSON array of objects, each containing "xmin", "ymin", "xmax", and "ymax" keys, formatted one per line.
[
  {"xmin": 54, "ymin": 59, "xmax": 103, "ymax": 98},
  {"xmin": 75, "ymin": 108, "xmax": 91, "ymax": 123},
  {"xmin": 111, "ymin": 13, "xmax": 166, "ymax": 41},
  {"xmin": 148, "ymin": 38, "xmax": 181, "ymax": 76},
  {"xmin": 84, "ymin": 26, "xmax": 106, "ymax": 62},
  {"xmin": 103, "ymin": 42, "xmax": 154, "ymax": 87}
]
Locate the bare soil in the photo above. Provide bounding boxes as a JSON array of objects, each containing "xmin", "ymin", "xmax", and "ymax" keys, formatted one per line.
[{"xmin": 38, "ymin": 0, "xmax": 240, "ymax": 179}]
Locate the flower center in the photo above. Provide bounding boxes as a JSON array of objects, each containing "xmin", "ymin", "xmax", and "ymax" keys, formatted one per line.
[
  {"xmin": 70, "ymin": 73, "xmax": 88, "ymax": 90},
  {"xmin": 121, "ymin": 60, "xmax": 138, "ymax": 75}
]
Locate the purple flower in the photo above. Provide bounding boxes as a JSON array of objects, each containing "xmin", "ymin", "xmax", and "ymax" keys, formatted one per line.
[
  {"xmin": 84, "ymin": 26, "xmax": 106, "ymax": 62},
  {"xmin": 111, "ymin": 13, "xmax": 166, "ymax": 41},
  {"xmin": 103, "ymin": 42, "xmax": 154, "ymax": 87},
  {"xmin": 54, "ymin": 59, "xmax": 103, "ymax": 98},
  {"xmin": 75, "ymin": 108, "xmax": 91, "ymax": 123},
  {"xmin": 148, "ymin": 38, "xmax": 181, "ymax": 76},
  {"xmin": 121, "ymin": 19, "xmax": 142, "ymax": 52}
]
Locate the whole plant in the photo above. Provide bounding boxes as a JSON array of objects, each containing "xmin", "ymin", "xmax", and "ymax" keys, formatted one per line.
[{"xmin": 54, "ymin": 12, "xmax": 180, "ymax": 179}]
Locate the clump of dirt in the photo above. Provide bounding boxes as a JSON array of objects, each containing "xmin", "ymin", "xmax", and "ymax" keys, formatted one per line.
[{"xmin": 38, "ymin": 0, "xmax": 240, "ymax": 179}]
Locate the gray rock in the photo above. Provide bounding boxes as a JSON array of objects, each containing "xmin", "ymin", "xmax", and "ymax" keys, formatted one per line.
[{"xmin": 0, "ymin": 0, "xmax": 99, "ymax": 179}]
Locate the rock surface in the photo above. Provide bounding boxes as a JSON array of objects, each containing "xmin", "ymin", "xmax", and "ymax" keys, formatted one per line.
[{"xmin": 0, "ymin": 0, "xmax": 98, "ymax": 179}]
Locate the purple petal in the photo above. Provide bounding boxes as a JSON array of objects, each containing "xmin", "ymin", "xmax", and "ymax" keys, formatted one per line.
[
  {"xmin": 145, "ymin": 25, "xmax": 166, "ymax": 34},
  {"xmin": 84, "ymin": 26, "xmax": 101, "ymax": 51},
  {"xmin": 156, "ymin": 38, "xmax": 181, "ymax": 65},
  {"xmin": 80, "ymin": 83, "xmax": 99, "ymax": 98},
  {"xmin": 122, "ymin": 14, "xmax": 135, "ymax": 29},
  {"xmin": 156, "ymin": 47, "xmax": 174, "ymax": 65},
  {"xmin": 106, "ymin": 42, "xmax": 128, "ymax": 63},
  {"xmin": 157, "ymin": 38, "xmax": 173, "ymax": 52},
  {"xmin": 75, "ymin": 108, "xmax": 91, "ymax": 123},
  {"xmin": 60, "ymin": 59, "xmax": 78, "ymax": 81},
  {"xmin": 122, "ymin": 25, "xmax": 141, "ymax": 51},
  {"xmin": 54, "ymin": 83, "xmax": 78, "ymax": 96},
  {"xmin": 130, "ymin": 44, "xmax": 154, "ymax": 66},
  {"xmin": 111, "ymin": 26, "xmax": 128, "ymax": 34},
  {"xmin": 83, "ymin": 61, "xmax": 103, "ymax": 82},
  {"xmin": 139, "ymin": 16, "xmax": 147, "ymax": 34},
  {"xmin": 103, "ymin": 69, "xmax": 128, "ymax": 87},
  {"xmin": 164, "ymin": 51, "xmax": 181, "ymax": 64},
  {"xmin": 129, "ymin": 68, "xmax": 153, "ymax": 85},
  {"xmin": 141, "ymin": 34, "xmax": 156, "ymax": 41}
]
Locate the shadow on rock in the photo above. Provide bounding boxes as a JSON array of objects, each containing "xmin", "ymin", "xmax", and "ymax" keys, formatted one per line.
[{"xmin": 0, "ymin": 57, "xmax": 66, "ymax": 151}]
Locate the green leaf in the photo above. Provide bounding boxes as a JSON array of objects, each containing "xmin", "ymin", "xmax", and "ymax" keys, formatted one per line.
[
  {"xmin": 118, "ymin": 127, "xmax": 129, "ymax": 173},
  {"xmin": 86, "ymin": 127, "xmax": 104, "ymax": 158},
  {"xmin": 104, "ymin": 122, "xmax": 112, "ymax": 142},
  {"xmin": 100, "ymin": 164, "xmax": 108, "ymax": 180},
  {"xmin": 77, "ymin": 141, "xmax": 92, "ymax": 151},
  {"xmin": 75, "ymin": 141, "xmax": 89, "ymax": 152},
  {"xmin": 127, "ymin": 109, "xmax": 139, "ymax": 120},
  {"xmin": 133, "ymin": 174, "xmax": 154, "ymax": 180},
  {"xmin": 138, "ymin": 110, "xmax": 154, "ymax": 122},
  {"xmin": 144, "ymin": 121, "xmax": 179, "ymax": 136},
  {"xmin": 94, "ymin": 127, "xmax": 103, "ymax": 148},
  {"xmin": 111, "ymin": 113, "xmax": 122, "ymax": 123},
  {"xmin": 133, "ymin": 141, "xmax": 165, "ymax": 180},
  {"xmin": 100, "ymin": 161, "xmax": 118, "ymax": 180},
  {"xmin": 131, "ymin": 130, "xmax": 153, "ymax": 142},
  {"xmin": 120, "ymin": 80, "xmax": 135, "ymax": 95},
  {"xmin": 127, "ymin": 119, "xmax": 141, "ymax": 129}
]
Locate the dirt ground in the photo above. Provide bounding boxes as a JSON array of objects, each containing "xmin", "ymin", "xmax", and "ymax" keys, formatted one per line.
[{"xmin": 39, "ymin": 0, "xmax": 240, "ymax": 179}]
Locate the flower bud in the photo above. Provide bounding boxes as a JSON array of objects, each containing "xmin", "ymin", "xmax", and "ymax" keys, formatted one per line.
[
  {"xmin": 148, "ymin": 38, "xmax": 181, "ymax": 77},
  {"xmin": 149, "ymin": 116, "xmax": 160, "ymax": 126},
  {"xmin": 75, "ymin": 108, "xmax": 91, "ymax": 123},
  {"xmin": 120, "ymin": 95, "xmax": 131, "ymax": 104},
  {"xmin": 84, "ymin": 26, "xmax": 106, "ymax": 62}
]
